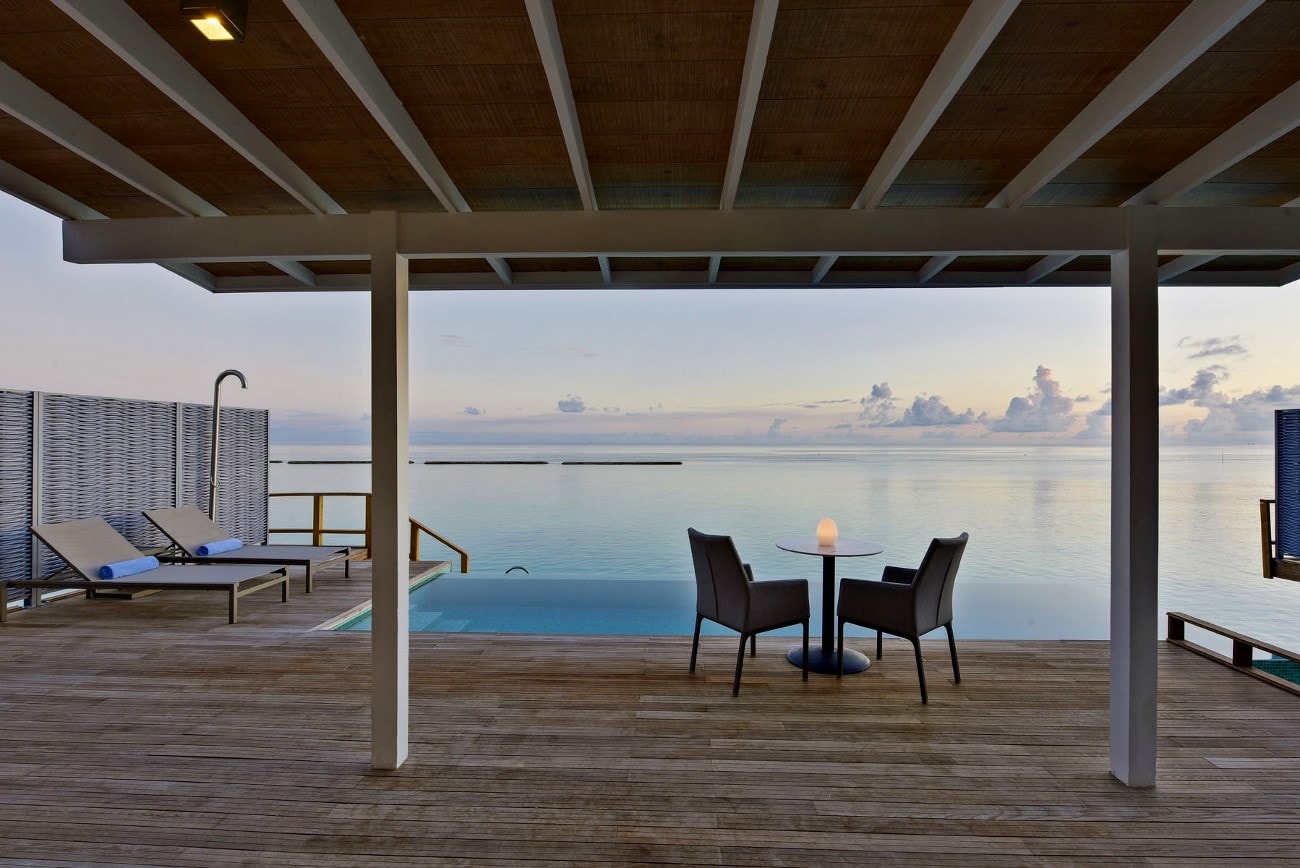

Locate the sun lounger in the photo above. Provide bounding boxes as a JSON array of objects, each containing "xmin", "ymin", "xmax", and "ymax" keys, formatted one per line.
[
  {"xmin": 2, "ymin": 518, "xmax": 289, "ymax": 624},
  {"xmin": 144, "ymin": 506, "xmax": 355, "ymax": 593}
]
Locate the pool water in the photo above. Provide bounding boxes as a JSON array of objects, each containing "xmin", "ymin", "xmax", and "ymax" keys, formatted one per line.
[{"xmin": 334, "ymin": 572, "xmax": 1109, "ymax": 639}]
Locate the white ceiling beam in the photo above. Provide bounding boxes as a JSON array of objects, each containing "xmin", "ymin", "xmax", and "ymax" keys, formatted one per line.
[
  {"xmin": 813, "ymin": 0, "xmax": 1019, "ymax": 284},
  {"xmin": 270, "ymin": 259, "xmax": 318, "ymax": 287},
  {"xmin": 65, "ymin": 206, "xmax": 1299, "ymax": 266},
  {"xmin": 0, "ymin": 158, "xmax": 103, "ymax": 220},
  {"xmin": 63, "ymin": 207, "xmax": 1133, "ymax": 264},
  {"xmin": 1024, "ymin": 254, "xmax": 1078, "ymax": 284},
  {"xmin": 284, "ymin": 0, "xmax": 512, "ymax": 282},
  {"xmin": 0, "ymin": 159, "xmax": 219, "ymax": 292},
  {"xmin": 488, "ymin": 258, "xmax": 514, "ymax": 286},
  {"xmin": 990, "ymin": 0, "xmax": 1263, "ymax": 209},
  {"xmin": 0, "ymin": 59, "xmax": 317, "ymax": 287},
  {"xmin": 53, "ymin": 0, "xmax": 343, "ymax": 216},
  {"xmin": 210, "ymin": 265, "xmax": 1290, "ymax": 293},
  {"xmin": 599, "ymin": 256, "xmax": 612, "ymax": 284},
  {"xmin": 810, "ymin": 256, "xmax": 836, "ymax": 284},
  {"xmin": 525, "ymin": 0, "xmax": 596, "ymax": 211},
  {"xmin": 1157, "ymin": 206, "xmax": 1300, "ymax": 255},
  {"xmin": 857, "ymin": 0, "xmax": 1019, "ymax": 211},
  {"xmin": 211, "ymin": 269, "xmax": 1046, "ymax": 292},
  {"xmin": 283, "ymin": 0, "xmax": 466, "ymax": 213},
  {"xmin": 997, "ymin": 0, "xmax": 1264, "ymax": 285},
  {"xmin": 161, "ymin": 262, "xmax": 218, "ymax": 291},
  {"xmin": 0, "ymin": 60, "xmax": 220, "ymax": 217},
  {"xmin": 522, "ymin": 1, "xmax": 610, "ymax": 284},
  {"xmin": 720, "ymin": 0, "xmax": 779, "ymax": 210},
  {"xmin": 1158, "ymin": 254, "xmax": 1217, "ymax": 282},
  {"xmin": 919, "ymin": 255, "xmax": 956, "ymax": 283},
  {"xmin": 1275, "ymin": 261, "xmax": 1300, "ymax": 287},
  {"xmin": 1130, "ymin": 80, "xmax": 1300, "ymax": 205}
]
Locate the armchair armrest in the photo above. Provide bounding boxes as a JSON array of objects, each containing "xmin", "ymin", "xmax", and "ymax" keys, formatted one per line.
[
  {"xmin": 747, "ymin": 577, "xmax": 810, "ymax": 628},
  {"xmin": 881, "ymin": 565, "xmax": 917, "ymax": 585},
  {"xmin": 837, "ymin": 577, "xmax": 915, "ymax": 632}
]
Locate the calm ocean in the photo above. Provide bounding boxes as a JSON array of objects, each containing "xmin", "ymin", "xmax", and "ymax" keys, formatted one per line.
[{"xmin": 269, "ymin": 443, "xmax": 1300, "ymax": 648}]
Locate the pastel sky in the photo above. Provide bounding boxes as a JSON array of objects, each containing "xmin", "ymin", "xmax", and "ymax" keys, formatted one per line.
[{"xmin": 3, "ymin": 193, "xmax": 1298, "ymax": 447}]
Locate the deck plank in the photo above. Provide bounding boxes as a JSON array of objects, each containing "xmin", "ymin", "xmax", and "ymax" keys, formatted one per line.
[{"xmin": 1, "ymin": 561, "xmax": 1297, "ymax": 865}]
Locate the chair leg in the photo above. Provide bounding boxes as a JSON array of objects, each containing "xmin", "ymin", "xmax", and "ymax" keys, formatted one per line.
[
  {"xmin": 945, "ymin": 623, "xmax": 961, "ymax": 683},
  {"xmin": 802, "ymin": 620, "xmax": 809, "ymax": 681},
  {"xmin": 750, "ymin": 633, "xmax": 757, "ymax": 658},
  {"xmin": 877, "ymin": 629, "xmax": 883, "ymax": 659},
  {"xmin": 911, "ymin": 638, "xmax": 928, "ymax": 704},
  {"xmin": 836, "ymin": 617, "xmax": 845, "ymax": 677},
  {"xmin": 689, "ymin": 614, "xmax": 703, "ymax": 673},
  {"xmin": 733, "ymin": 634, "xmax": 748, "ymax": 696}
]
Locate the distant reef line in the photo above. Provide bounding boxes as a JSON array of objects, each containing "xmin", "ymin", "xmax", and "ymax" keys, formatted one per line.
[{"xmin": 273, "ymin": 459, "xmax": 683, "ymax": 466}]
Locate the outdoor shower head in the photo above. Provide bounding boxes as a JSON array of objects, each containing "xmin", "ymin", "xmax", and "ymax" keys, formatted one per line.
[{"xmin": 208, "ymin": 368, "xmax": 248, "ymax": 519}]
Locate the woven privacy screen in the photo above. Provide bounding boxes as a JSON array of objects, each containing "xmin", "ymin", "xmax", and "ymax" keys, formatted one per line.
[
  {"xmin": 1277, "ymin": 409, "xmax": 1300, "ymax": 559},
  {"xmin": 182, "ymin": 404, "xmax": 269, "ymax": 547},
  {"xmin": 0, "ymin": 389, "xmax": 268, "ymax": 580},
  {"xmin": 0, "ymin": 391, "xmax": 33, "ymax": 583}
]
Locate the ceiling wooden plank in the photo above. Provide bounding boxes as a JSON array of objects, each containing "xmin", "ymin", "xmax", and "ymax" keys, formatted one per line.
[
  {"xmin": 0, "ymin": 59, "xmax": 220, "ymax": 217},
  {"xmin": 284, "ymin": 0, "xmax": 512, "ymax": 282},
  {"xmin": 53, "ymin": 0, "xmax": 344, "ymax": 216},
  {"xmin": 0, "ymin": 155, "xmax": 103, "ymax": 219},
  {"xmin": 990, "ymin": 0, "xmax": 1264, "ymax": 210},
  {"xmin": 720, "ymin": 0, "xmax": 778, "ymax": 211},
  {"xmin": 523, "ymin": 0, "xmax": 609, "ymax": 285},
  {"xmin": 813, "ymin": 0, "xmax": 1018, "ymax": 283},
  {"xmin": 283, "ymin": 0, "xmax": 466, "ymax": 213},
  {"xmin": 525, "ymin": 0, "xmax": 596, "ymax": 211}
]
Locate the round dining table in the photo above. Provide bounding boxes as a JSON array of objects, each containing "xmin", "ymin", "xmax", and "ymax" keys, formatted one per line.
[{"xmin": 776, "ymin": 535, "xmax": 884, "ymax": 674}]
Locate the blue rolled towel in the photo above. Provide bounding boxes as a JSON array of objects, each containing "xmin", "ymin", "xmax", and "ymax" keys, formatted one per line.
[
  {"xmin": 196, "ymin": 537, "xmax": 243, "ymax": 556},
  {"xmin": 98, "ymin": 555, "xmax": 160, "ymax": 580}
]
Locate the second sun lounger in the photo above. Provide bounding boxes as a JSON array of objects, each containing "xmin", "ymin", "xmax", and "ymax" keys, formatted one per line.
[
  {"xmin": 6, "ymin": 518, "xmax": 290, "ymax": 624},
  {"xmin": 144, "ymin": 506, "xmax": 355, "ymax": 594}
]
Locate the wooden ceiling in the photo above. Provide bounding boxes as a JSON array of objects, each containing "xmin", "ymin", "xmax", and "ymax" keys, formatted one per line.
[{"xmin": 1, "ymin": 0, "xmax": 1298, "ymax": 290}]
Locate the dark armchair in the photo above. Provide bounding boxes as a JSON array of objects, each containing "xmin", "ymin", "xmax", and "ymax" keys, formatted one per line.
[
  {"xmin": 836, "ymin": 532, "xmax": 969, "ymax": 703},
  {"xmin": 687, "ymin": 528, "xmax": 810, "ymax": 696}
]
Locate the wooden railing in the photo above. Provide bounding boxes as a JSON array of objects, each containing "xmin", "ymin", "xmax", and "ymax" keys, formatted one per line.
[
  {"xmin": 1167, "ymin": 611, "xmax": 1300, "ymax": 697},
  {"xmin": 409, "ymin": 516, "xmax": 470, "ymax": 574},
  {"xmin": 268, "ymin": 492, "xmax": 468, "ymax": 572}
]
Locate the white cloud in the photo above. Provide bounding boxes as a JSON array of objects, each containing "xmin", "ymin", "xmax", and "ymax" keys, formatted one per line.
[
  {"xmin": 557, "ymin": 395, "xmax": 586, "ymax": 413},
  {"xmin": 888, "ymin": 394, "xmax": 979, "ymax": 427},
  {"xmin": 858, "ymin": 382, "xmax": 896, "ymax": 425},
  {"xmin": 988, "ymin": 366, "xmax": 1076, "ymax": 433},
  {"xmin": 1160, "ymin": 366, "xmax": 1229, "ymax": 406},
  {"xmin": 1178, "ymin": 335, "xmax": 1247, "ymax": 360}
]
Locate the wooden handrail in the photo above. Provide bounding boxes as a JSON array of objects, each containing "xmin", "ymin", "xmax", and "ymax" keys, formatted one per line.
[
  {"xmin": 268, "ymin": 492, "xmax": 467, "ymax": 570},
  {"xmin": 1167, "ymin": 611, "xmax": 1300, "ymax": 697},
  {"xmin": 410, "ymin": 516, "xmax": 470, "ymax": 573}
]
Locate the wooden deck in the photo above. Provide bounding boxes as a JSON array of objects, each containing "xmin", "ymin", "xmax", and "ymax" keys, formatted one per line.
[{"xmin": 2, "ymin": 561, "xmax": 1297, "ymax": 866}]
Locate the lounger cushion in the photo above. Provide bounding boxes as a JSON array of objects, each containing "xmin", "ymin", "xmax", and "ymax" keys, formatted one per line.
[
  {"xmin": 196, "ymin": 537, "xmax": 243, "ymax": 556},
  {"xmin": 98, "ymin": 555, "xmax": 160, "ymax": 579}
]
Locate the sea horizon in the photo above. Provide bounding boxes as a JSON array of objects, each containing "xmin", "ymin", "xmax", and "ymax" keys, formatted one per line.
[{"xmin": 268, "ymin": 441, "xmax": 1300, "ymax": 652}]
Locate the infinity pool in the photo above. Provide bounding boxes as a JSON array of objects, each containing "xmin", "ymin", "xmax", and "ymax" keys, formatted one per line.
[
  {"xmin": 334, "ymin": 574, "xmax": 813, "ymax": 636},
  {"xmin": 330, "ymin": 572, "xmax": 1114, "ymax": 639}
]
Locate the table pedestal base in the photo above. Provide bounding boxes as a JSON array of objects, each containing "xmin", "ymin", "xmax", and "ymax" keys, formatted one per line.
[{"xmin": 787, "ymin": 645, "xmax": 870, "ymax": 675}]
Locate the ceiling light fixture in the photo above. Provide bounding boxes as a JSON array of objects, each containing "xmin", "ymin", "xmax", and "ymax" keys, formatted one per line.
[{"xmin": 181, "ymin": 0, "xmax": 247, "ymax": 42}]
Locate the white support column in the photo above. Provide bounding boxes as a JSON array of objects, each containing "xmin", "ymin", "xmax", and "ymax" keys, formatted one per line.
[
  {"xmin": 1109, "ymin": 206, "xmax": 1160, "ymax": 787},
  {"xmin": 369, "ymin": 211, "xmax": 410, "ymax": 770}
]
